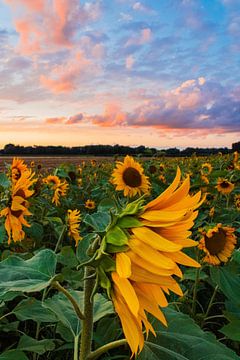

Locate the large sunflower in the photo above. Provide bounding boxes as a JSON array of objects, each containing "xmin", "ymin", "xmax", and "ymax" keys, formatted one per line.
[
  {"xmin": 109, "ymin": 167, "xmax": 204, "ymax": 355},
  {"xmin": 67, "ymin": 209, "xmax": 82, "ymax": 247},
  {"xmin": 111, "ymin": 155, "xmax": 150, "ymax": 197},
  {"xmin": 216, "ymin": 178, "xmax": 234, "ymax": 195},
  {"xmin": 0, "ymin": 170, "xmax": 36, "ymax": 244},
  {"xmin": 199, "ymin": 224, "xmax": 236, "ymax": 265},
  {"xmin": 44, "ymin": 175, "xmax": 68, "ymax": 206}
]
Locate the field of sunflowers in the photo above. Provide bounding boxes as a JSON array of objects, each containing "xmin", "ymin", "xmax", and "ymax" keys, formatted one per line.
[{"xmin": 0, "ymin": 152, "xmax": 240, "ymax": 360}]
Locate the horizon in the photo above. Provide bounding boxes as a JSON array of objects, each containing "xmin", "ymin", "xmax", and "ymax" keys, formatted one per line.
[{"xmin": 0, "ymin": 0, "xmax": 240, "ymax": 148}]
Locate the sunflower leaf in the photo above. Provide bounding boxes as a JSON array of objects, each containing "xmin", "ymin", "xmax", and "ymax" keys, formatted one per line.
[{"xmin": 117, "ymin": 216, "xmax": 143, "ymax": 229}]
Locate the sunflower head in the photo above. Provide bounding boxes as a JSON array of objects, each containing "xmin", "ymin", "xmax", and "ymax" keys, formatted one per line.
[
  {"xmin": 67, "ymin": 209, "xmax": 82, "ymax": 246},
  {"xmin": 199, "ymin": 224, "xmax": 237, "ymax": 265},
  {"xmin": 85, "ymin": 199, "xmax": 96, "ymax": 210},
  {"xmin": 11, "ymin": 158, "xmax": 28, "ymax": 182},
  {"xmin": 201, "ymin": 162, "xmax": 212, "ymax": 175},
  {"xmin": 44, "ymin": 175, "xmax": 61, "ymax": 188},
  {"xmin": 216, "ymin": 178, "xmax": 234, "ymax": 195},
  {"xmin": 111, "ymin": 155, "xmax": 150, "ymax": 197}
]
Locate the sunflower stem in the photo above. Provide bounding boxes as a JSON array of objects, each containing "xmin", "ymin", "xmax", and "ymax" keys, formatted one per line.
[
  {"xmin": 79, "ymin": 266, "xmax": 95, "ymax": 360},
  {"xmin": 54, "ymin": 225, "xmax": 66, "ymax": 253},
  {"xmin": 86, "ymin": 339, "xmax": 127, "ymax": 360},
  {"xmin": 191, "ymin": 266, "xmax": 201, "ymax": 317},
  {"xmin": 201, "ymin": 285, "xmax": 219, "ymax": 327}
]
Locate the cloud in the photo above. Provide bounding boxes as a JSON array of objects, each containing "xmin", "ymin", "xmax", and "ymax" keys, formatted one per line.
[
  {"xmin": 125, "ymin": 28, "xmax": 152, "ymax": 47},
  {"xmin": 66, "ymin": 113, "xmax": 83, "ymax": 124},
  {"xmin": 45, "ymin": 117, "xmax": 66, "ymax": 124},
  {"xmin": 5, "ymin": 0, "xmax": 102, "ymax": 54},
  {"xmin": 80, "ymin": 79, "xmax": 240, "ymax": 134},
  {"xmin": 125, "ymin": 55, "xmax": 135, "ymax": 69}
]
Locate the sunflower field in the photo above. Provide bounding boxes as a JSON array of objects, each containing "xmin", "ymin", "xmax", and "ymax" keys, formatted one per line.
[{"xmin": 0, "ymin": 152, "xmax": 240, "ymax": 360}]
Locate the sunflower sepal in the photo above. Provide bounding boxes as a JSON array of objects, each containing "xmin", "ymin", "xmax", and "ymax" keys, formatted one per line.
[
  {"xmin": 105, "ymin": 225, "xmax": 129, "ymax": 246},
  {"xmin": 106, "ymin": 244, "xmax": 129, "ymax": 253},
  {"xmin": 119, "ymin": 196, "xmax": 145, "ymax": 218},
  {"xmin": 98, "ymin": 265, "xmax": 112, "ymax": 298},
  {"xmin": 117, "ymin": 216, "xmax": 143, "ymax": 229}
]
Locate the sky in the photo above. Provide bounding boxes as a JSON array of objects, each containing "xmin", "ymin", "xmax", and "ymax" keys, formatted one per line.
[{"xmin": 0, "ymin": 0, "xmax": 240, "ymax": 149}]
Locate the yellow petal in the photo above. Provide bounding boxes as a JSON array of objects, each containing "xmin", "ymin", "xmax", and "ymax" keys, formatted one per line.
[
  {"xmin": 140, "ymin": 209, "xmax": 187, "ymax": 222},
  {"xmin": 145, "ymin": 167, "xmax": 181, "ymax": 210},
  {"xmin": 116, "ymin": 252, "xmax": 132, "ymax": 278},
  {"xmin": 130, "ymin": 264, "xmax": 176, "ymax": 286},
  {"xmin": 132, "ymin": 227, "xmax": 182, "ymax": 252},
  {"xmin": 158, "ymin": 176, "xmax": 190, "ymax": 209},
  {"xmin": 127, "ymin": 251, "xmax": 174, "ymax": 276},
  {"xmin": 112, "ymin": 272, "xmax": 139, "ymax": 317},
  {"xmin": 162, "ymin": 251, "xmax": 200, "ymax": 268},
  {"xmin": 128, "ymin": 238, "xmax": 176, "ymax": 270}
]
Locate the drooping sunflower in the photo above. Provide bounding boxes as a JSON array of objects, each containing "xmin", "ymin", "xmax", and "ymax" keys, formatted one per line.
[
  {"xmin": 199, "ymin": 224, "xmax": 237, "ymax": 265},
  {"xmin": 201, "ymin": 174, "xmax": 209, "ymax": 185},
  {"xmin": 0, "ymin": 170, "xmax": 36, "ymax": 244},
  {"xmin": 44, "ymin": 175, "xmax": 68, "ymax": 206},
  {"xmin": 67, "ymin": 209, "xmax": 82, "ymax": 247},
  {"xmin": 11, "ymin": 157, "xmax": 28, "ymax": 183},
  {"xmin": 108, "ymin": 167, "xmax": 204, "ymax": 356},
  {"xmin": 111, "ymin": 155, "xmax": 150, "ymax": 197},
  {"xmin": 85, "ymin": 199, "xmax": 96, "ymax": 210},
  {"xmin": 216, "ymin": 178, "xmax": 234, "ymax": 195}
]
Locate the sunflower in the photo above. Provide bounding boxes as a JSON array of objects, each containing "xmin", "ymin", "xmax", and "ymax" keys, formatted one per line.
[
  {"xmin": 233, "ymin": 151, "xmax": 238, "ymax": 163},
  {"xmin": 85, "ymin": 199, "xmax": 96, "ymax": 210},
  {"xmin": 0, "ymin": 170, "xmax": 36, "ymax": 244},
  {"xmin": 11, "ymin": 157, "xmax": 28, "ymax": 182},
  {"xmin": 44, "ymin": 175, "xmax": 68, "ymax": 206},
  {"xmin": 201, "ymin": 162, "xmax": 212, "ymax": 175},
  {"xmin": 216, "ymin": 178, "xmax": 234, "ymax": 195},
  {"xmin": 109, "ymin": 167, "xmax": 204, "ymax": 356},
  {"xmin": 158, "ymin": 174, "xmax": 166, "ymax": 183},
  {"xmin": 199, "ymin": 224, "xmax": 236, "ymax": 265},
  {"xmin": 111, "ymin": 155, "xmax": 150, "ymax": 197},
  {"xmin": 67, "ymin": 209, "xmax": 82, "ymax": 246}
]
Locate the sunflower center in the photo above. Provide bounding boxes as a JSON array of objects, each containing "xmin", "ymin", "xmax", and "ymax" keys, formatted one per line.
[
  {"xmin": 220, "ymin": 181, "xmax": 230, "ymax": 188},
  {"xmin": 205, "ymin": 229, "xmax": 226, "ymax": 255},
  {"xmin": 122, "ymin": 167, "xmax": 142, "ymax": 187},
  {"xmin": 15, "ymin": 189, "xmax": 26, "ymax": 199}
]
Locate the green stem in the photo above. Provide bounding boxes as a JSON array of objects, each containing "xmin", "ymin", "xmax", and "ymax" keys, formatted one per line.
[
  {"xmin": 87, "ymin": 339, "xmax": 127, "ymax": 360},
  {"xmin": 191, "ymin": 266, "xmax": 201, "ymax": 317},
  {"xmin": 0, "ymin": 312, "xmax": 12, "ymax": 322},
  {"xmin": 52, "ymin": 281, "xmax": 85, "ymax": 320},
  {"xmin": 33, "ymin": 288, "xmax": 47, "ymax": 360},
  {"xmin": 74, "ymin": 335, "xmax": 79, "ymax": 360},
  {"xmin": 79, "ymin": 266, "xmax": 95, "ymax": 360},
  {"xmin": 201, "ymin": 285, "xmax": 219, "ymax": 326},
  {"xmin": 54, "ymin": 225, "xmax": 66, "ymax": 253}
]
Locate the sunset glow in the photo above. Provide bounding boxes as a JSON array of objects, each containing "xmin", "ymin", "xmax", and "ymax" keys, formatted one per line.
[{"xmin": 0, "ymin": 0, "xmax": 240, "ymax": 148}]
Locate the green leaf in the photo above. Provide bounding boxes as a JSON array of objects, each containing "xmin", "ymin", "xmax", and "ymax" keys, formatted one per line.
[
  {"xmin": 43, "ymin": 290, "xmax": 113, "ymax": 338},
  {"xmin": 13, "ymin": 298, "xmax": 58, "ymax": 323},
  {"xmin": 76, "ymin": 233, "xmax": 93, "ymax": 264},
  {"xmin": 25, "ymin": 222, "xmax": 44, "ymax": 241},
  {"xmin": 0, "ymin": 173, "xmax": 10, "ymax": 188},
  {"xmin": 57, "ymin": 246, "xmax": 78, "ymax": 267},
  {"xmin": 0, "ymin": 350, "xmax": 28, "ymax": 360},
  {"xmin": 117, "ymin": 216, "xmax": 142, "ymax": 229},
  {"xmin": 183, "ymin": 268, "xmax": 208, "ymax": 281},
  {"xmin": 43, "ymin": 291, "xmax": 81, "ymax": 337},
  {"xmin": 17, "ymin": 335, "xmax": 55, "ymax": 355},
  {"xmin": 0, "ymin": 249, "xmax": 57, "ymax": 299},
  {"xmin": 84, "ymin": 212, "xmax": 111, "ymax": 232},
  {"xmin": 210, "ymin": 266, "xmax": 240, "ymax": 305},
  {"xmin": 105, "ymin": 226, "xmax": 129, "ymax": 246},
  {"xmin": 220, "ymin": 320, "xmax": 240, "ymax": 341},
  {"xmin": 136, "ymin": 308, "xmax": 239, "ymax": 360},
  {"xmin": 98, "ymin": 198, "xmax": 116, "ymax": 212}
]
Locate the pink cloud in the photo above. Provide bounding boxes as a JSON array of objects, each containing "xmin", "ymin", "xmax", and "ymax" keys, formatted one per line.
[
  {"xmin": 66, "ymin": 113, "xmax": 83, "ymax": 124},
  {"xmin": 4, "ymin": 0, "xmax": 101, "ymax": 54},
  {"xmin": 45, "ymin": 117, "xmax": 66, "ymax": 124},
  {"xmin": 87, "ymin": 103, "xmax": 127, "ymax": 127},
  {"xmin": 39, "ymin": 51, "xmax": 93, "ymax": 93}
]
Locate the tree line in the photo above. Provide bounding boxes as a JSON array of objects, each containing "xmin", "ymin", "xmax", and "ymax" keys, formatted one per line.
[{"xmin": 0, "ymin": 143, "xmax": 237, "ymax": 157}]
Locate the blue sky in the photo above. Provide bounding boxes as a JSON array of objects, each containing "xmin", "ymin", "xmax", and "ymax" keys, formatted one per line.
[{"xmin": 0, "ymin": 0, "xmax": 239, "ymax": 148}]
